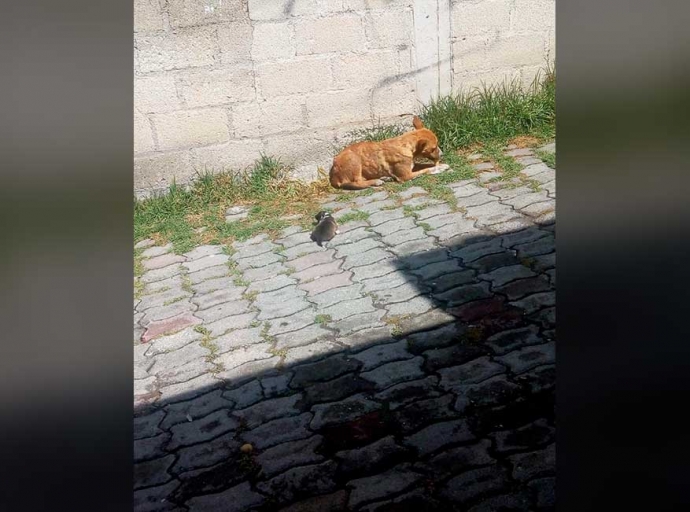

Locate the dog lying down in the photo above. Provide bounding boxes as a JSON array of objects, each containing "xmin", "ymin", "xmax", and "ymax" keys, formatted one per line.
[
  {"xmin": 329, "ymin": 115, "xmax": 450, "ymax": 190},
  {"xmin": 310, "ymin": 211, "xmax": 339, "ymax": 248}
]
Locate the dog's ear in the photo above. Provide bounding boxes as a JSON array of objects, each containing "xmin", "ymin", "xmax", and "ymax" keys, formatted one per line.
[
  {"xmin": 412, "ymin": 116, "xmax": 425, "ymax": 130},
  {"xmin": 416, "ymin": 137, "xmax": 430, "ymax": 153}
]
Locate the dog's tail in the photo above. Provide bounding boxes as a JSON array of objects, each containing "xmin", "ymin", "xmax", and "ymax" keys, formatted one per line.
[{"xmin": 398, "ymin": 113, "xmax": 424, "ymax": 130}]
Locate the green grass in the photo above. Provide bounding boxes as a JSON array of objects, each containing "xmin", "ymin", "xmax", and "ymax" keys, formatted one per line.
[
  {"xmin": 260, "ymin": 322, "xmax": 274, "ymax": 343},
  {"xmin": 314, "ymin": 314, "xmax": 332, "ymax": 325},
  {"xmin": 134, "ymin": 155, "xmax": 333, "ymax": 253},
  {"xmin": 418, "ymin": 222, "xmax": 432, "ymax": 233},
  {"xmin": 268, "ymin": 346, "xmax": 288, "ymax": 358},
  {"xmin": 402, "ymin": 205, "xmax": 421, "ymax": 217},
  {"xmin": 163, "ymin": 296, "xmax": 187, "ymax": 306},
  {"xmin": 525, "ymin": 178, "xmax": 542, "ymax": 192},
  {"xmin": 384, "ymin": 314, "xmax": 409, "ymax": 337},
  {"xmin": 421, "ymin": 65, "xmax": 555, "ymax": 150},
  {"xmin": 225, "ymin": 259, "xmax": 249, "ymax": 286},
  {"xmin": 195, "ymin": 326, "xmax": 223, "ymax": 372},
  {"xmin": 535, "ymin": 149, "xmax": 556, "ymax": 169},
  {"xmin": 337, "ymin": 210, "xmax": 370, "ymax": 223},
  {"xmin": 134, "ymin": 280, "xmax": 145, "ymax": 301},
  {"xmin": 233, "ymin": 276, "xmax": 249, "ymax": 287},
  {"xmin": 243, "ymin": 290, "xmax": 259, "ymax": 302},
  {"xmin": 181, "ymin": 274, "xmax": 193, "ymax": 294},
  {"xmin": 482, "ymin": 142, "xmax": 524, "ymax": 180},
  {"xmin": 134, "ymin": 249, "xmax": 145, "ymax": 299}
]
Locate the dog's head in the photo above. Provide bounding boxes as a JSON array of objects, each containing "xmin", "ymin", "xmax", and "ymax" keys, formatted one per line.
[
  {"xmin": 315, "ymin": 211, "xmax": 332, "ymax": 222},
  {"xmin": 412, "ymin": 116, "xmax": 443, "ymax": 164}
]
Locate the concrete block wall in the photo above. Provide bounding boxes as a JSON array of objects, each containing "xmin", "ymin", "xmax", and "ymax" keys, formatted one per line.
[
  {"xmin": 450, "ymin": 0, "xmax": 555, "ymax": 90},
  {"xmin": 134, "ymin": 0, "xmax": 554, "ymax": 194}
]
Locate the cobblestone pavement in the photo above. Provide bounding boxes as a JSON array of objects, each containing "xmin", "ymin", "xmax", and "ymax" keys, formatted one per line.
[{"xmin": 134, "ymin": 145, "xmax": 556, "ymax": 511}]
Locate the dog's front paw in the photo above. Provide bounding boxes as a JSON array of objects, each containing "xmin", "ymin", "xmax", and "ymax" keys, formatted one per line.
[
  {"xmin": 430, "ymin": 163, "xmax": 450, "ymax": 175},
  {"xmin": 373, "ymin": 179, "xmax": 385, "ymax": 186}
]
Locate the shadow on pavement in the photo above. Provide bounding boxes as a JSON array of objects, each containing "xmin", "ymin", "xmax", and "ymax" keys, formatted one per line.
[{"xmin": 134, "ymin": 222, "xmax": 556, "ymax": 512}]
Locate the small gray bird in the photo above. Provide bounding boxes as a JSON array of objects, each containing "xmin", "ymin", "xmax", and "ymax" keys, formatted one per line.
[{"xmin": 310, "ymin": 211, "xmax": 339, "ymax": 248}]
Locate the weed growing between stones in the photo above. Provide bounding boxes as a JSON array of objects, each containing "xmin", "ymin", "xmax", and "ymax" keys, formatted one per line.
[
  {"xmin": 260, "ymin": 322, "xmax": 274, "ymax": 343},
  {"xmin": 337, "ymin": 210, "xmax": 370, "ymax": 224},
  {"xmin": 314, "ymin": 314, "xmax": 332, "ymax": 326},
  {"xmin": 163, "ymin": 296, "xmax": 187, "ymax": 306},
  {"xmin": 384, "ymin": 315, "xmax": 410, "ymax": 338},
  {"xmin": 181, "ymin": 274, "xmax": 193, "ymax": 294},
  {"xmin": 134, "ymin": 250, "xmax": 145, "ymax": 300},
  {"xmin": 192, "ymin": 325, "xmax": 223, "ymax": 373},
  {"xmin": 535, "ymin": 148, "xmax": 556, "ymax": 169},
  {"xmin": 243, "ymin": 290, "xmax": 259, "ymax": 303}
]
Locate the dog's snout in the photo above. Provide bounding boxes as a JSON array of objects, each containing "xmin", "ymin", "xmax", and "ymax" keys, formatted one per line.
[{"xmin": 438, "ymin": 148, "xmax": 443, "ymax": 157}]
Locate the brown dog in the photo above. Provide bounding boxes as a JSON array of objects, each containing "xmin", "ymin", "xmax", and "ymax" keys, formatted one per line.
[{"xmin": 329, "ymin": 116, "xmax": 448, "ymax": 190}]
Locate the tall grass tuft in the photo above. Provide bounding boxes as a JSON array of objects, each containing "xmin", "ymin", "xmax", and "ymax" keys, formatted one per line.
[{"xmin": 421, "ymin": 65, "xmax": 555, "ymax": 150}]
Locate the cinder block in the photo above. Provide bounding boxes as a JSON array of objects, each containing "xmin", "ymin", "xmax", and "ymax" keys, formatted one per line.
[
  {"xmin": 452, "ymin": 67, "xmax": 521, "ymax": 93},
  {"xmin": 248, "ymin": 0, "xmax": 332, "ymax": 21},
  {"xmin": 134, "ymin": 151, "xmax": 195, "ymax": 190},
  {"xmin": 451, "ymin": 0, "xmax": 511, "ymax": 39},
  {"xmin": 520, "ymin": 65, "xmax": 548, "ymax": 89},
  {"xmin": 217, "ymin": 22, "xmax": 254, "ymax": 65},
  {"xmin": 192, "ymin": 140, "xmax": 264, "ymax": 173},
  {"xmin": 511, "ymin": 0, "xmax": 555, "ymax": 32},
  {"xmin": 136, "ymin": 26, "xmax": 216, "ymax": 73},
  {"xmin": 331, "ymin": 50, "xmax": 400, "ymax": 90},
  {"xmin": 330, "ymin": 120, "xmax": 378, "ymax": 149},
  {"xmin": 134, "ymin": 110, "xmax": 156, "ymax": 154},
  {"xmin": 294, "ymin": 14, "xmax": 366, "ymax": 55},
  {"xmin": 233, "ymin": 97, "xmax": 305, "ymax": 138},
  {"xmin": 484, "ymin": 33, "xmax": 547, "ymax": 69},
  {"xmin": 135, "ymin": 76, "xmax": 181, "ymax": 113},
  {"xmin": 167, "ymin": 0, "xmax": 248, "ymax": 29},
  {"xmin": 343, "ymin": 0, "xmax": 412, "ymax": 9},
  {"xmin": 178, "ymin": 66, "xmax": 255, "ymax": 108},
  {"xmin": 262, "ymin": 129, "xmax": 337, "ymax": 166},
  {"xmin": 291, "ymin": 157, "xmax": 332, "ymax": 183},
  {"xmin": 251, "ymin": 22, "xmax": 295, "ymax": 61},
  {"xmin": 248, "ymin": 0, "xmax": 287, "ymax": 20},
  {"xmin": 451, "ymin": 35, "xmax": 492, "ymax": 74},
  {"xmin": 305, "ymin": 89, "xmax": 372, "ymax": 128},
  {"xmin": 134, "ymin": 0, "xmax": 165, "ymax": 33},
  {"xmin": 372, "ymin": 79, "xmax": 417, "ymax": 119},
  {"xmin": 454, "ymin": 33, "xmax": 546, "ymax": 72},
  {"xmin": 547, "ymin": 28, "xmax": 555, "ymax": 61},
  {"xmin": 153, "ymin": 109, "xmax": 230, "ymax": 150},
  {"xmin": 398, "ymin": 46, "xmax": 415, "ymax": 74},
  {"xmin": 364, "ymin": 8, "xmax": 413, "ymax": 49},
  {"xmin": 256, "ymin": 56, "xmax": 331, "ymax": 97}
]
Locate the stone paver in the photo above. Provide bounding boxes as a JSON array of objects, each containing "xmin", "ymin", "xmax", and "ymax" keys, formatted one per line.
[
  {"xmin": 132, "ymin": 146, "xmax": 556, "ymax": 510},
  {"xmin": 187, "ymin": 264, "xmax": 229, "ymax": 285},
  {"xmin": 368, "ymin": 208, "xmax": 405, "ymax": 226},
  {"xmin": 300, "ymin": 270, "xmax": 353, "ymax": 296}
]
